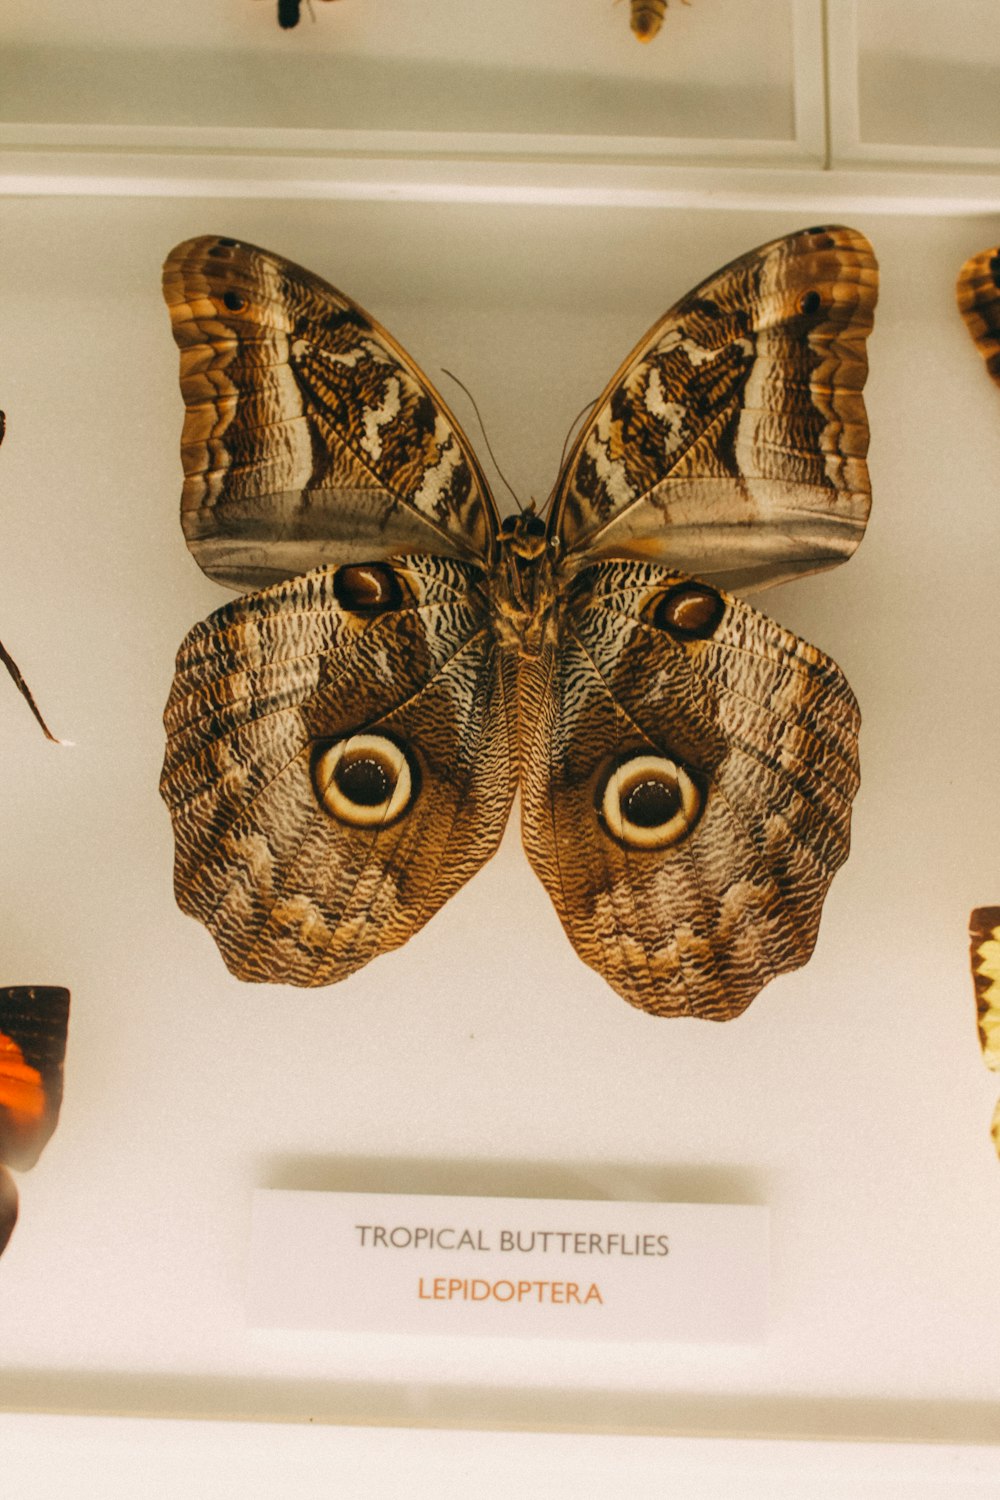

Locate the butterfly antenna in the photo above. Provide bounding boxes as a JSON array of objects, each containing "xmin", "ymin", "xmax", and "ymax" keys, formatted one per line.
[
  {"xmin": 440, "ymin": 368, "xmax": 523, "ymax": 513},
  {"xmin": 0, "ymin": 638, "xmax": 70, "ymax": 745},
  {"xmin": 539, "ymin": 396, "xmax": 599, "ymax": 521}
]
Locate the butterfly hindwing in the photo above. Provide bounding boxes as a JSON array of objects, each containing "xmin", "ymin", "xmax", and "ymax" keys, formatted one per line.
[
  {"xmin": 161, "ymin": 558, "xmax": 517, "ymax": 985},
  {"xmin": 163, "ymin": 236, "xmax": 499, "ymax": 593},
  {"xmin": 0, "ymin": 985, "xmax": 70, "ymax": 1255},
  {"xmin": 518, "ymin": 566, "xmax": 859, "ymax": 1017},
  {"xmin": 550, "ymin": 225, "xmax": 877, "ymax": 594}
]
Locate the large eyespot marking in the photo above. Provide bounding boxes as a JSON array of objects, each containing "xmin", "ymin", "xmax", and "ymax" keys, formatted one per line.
[
  {"xmin": 798, "ymin": 288, "xmax": 823, "ymax": 317},
  {"xmin": 651, "ymin": 581, "xmax": 725, "ymax": 640},
  {"xmin": 333, "ymin": 563, "xmax": 402, "ymax": 615},
  {"xmin": 311, "ymin": 733, "xmax": 417, "ymax": 828},
  {"xmin": 597, "ymin": 751, "xmax": 704, "ymax": 851},
  {"xmin": 222, "ymin": 289, "xmax": 248, "ymax": 312}
]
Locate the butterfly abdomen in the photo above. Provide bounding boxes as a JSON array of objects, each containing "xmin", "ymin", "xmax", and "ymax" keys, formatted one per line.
[{"xmin": 630, "ymin": 0, "xmax": 668, "ymax": 41}]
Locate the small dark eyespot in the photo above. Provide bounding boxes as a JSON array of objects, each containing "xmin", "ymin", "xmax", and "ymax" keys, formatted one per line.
[
  {"xmin": 218, "ymin": 237, "xmax": 237, "ymax": 247},
  {"xmin": 622, "ymin": 777, "xmax": 681, "ymax": 829},
  {"xmin": 652, "ymin": 582, "xmax": 725, "ymax": 641},
  {"xmin": 798, "ymin": 289, "xmax": 823, "ymax": 317},
  {"xmin": 333, "ymin": 563, "xmax": 402, "ymax": 615},
  {"xmin": 335, "ymin": 756, "xmax": 391, "ymax": 808},
  {"xmin": 222, "ymin": 289, "xmax": 247, "ymax": 312},
  {"xmin": 805, "ymin": 225, "xmax": 826, "ymax": 234}
]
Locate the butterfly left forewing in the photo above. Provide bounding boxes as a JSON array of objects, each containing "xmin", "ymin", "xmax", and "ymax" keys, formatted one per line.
[
  {"xmin": 163, "ymin": 236, "xmax": 498, "ymax": 593},
  {"xmin": 969, "ymin": 907, "xmax": 1000, "ymax": 1157},
  {"xmin": 518, "ymin": 565, "xmax": 858, "ymax": 1018},
  {"xmin": 0, "ymin": 985, "xmax": 70, "ymax": 1255},
  {"xmin": 550, "ymin": 226, "xmax": 877, "ymax": 594}
]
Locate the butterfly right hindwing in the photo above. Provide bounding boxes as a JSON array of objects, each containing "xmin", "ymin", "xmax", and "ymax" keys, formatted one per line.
[{"xmin": 518, "ymin": 564, "xmax": 859, "ymax": 1018}]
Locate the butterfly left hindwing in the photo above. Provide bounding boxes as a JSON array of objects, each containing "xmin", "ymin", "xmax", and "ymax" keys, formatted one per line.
[
  {"xmin": 0, "ymin": 986, "xmax": 70, "ymax": 1256},
  {"xmin": 161, "ymin": 228, "xmax": 876, "ymax": 1017}
]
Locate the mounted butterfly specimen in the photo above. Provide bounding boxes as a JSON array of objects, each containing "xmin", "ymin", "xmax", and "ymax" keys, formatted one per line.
[
  {"xmin": 957, "ymin": 245, "xmax": 1000, "ymax": 384},
  {"xmin": 968, "ymin": 908, "xmax": 1000, "ymax": 1158},
  {"xmin": 0, "ymin": 986, "xmax": 70, "ymax": 1256},
  {"xmin": 628, "ymin": 0, "xmax": 688, "ymax": 43},
  {"xmin": 161, "ymin": 226, "xmax": 876, "ymax": 1018}
]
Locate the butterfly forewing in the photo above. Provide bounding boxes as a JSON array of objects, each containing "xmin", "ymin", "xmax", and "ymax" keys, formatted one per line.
[
  {"xmin": 550, "ymin": 226, "xmax": 877, "ymax": 594},
  {"xmin": 163, "ymin": 237, "xmax": 499, "ymax": 593},
  {"xmin": 957, "ymin": 247, "xmax": 1000, "ymax": 385},
  {"xmin": 0, "ymin": 986, "xmax": 70, "ymax": 1255},
  {"xmin": 161, "ymin": 560, "xmax": 517, "ymax": 986}
]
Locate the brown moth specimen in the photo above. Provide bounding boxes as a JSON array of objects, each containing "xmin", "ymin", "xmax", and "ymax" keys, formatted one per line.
[
  {"xmin": 628, "ymin": 0, "xmax": 688, "ymax": 43},
  {"xmin": 161, "ymin": 227, "xmax": 877, "ymax": 1018},
  {"xmin": 0, "ymin": 986, "xmax": 70, "ymax": 1256},
  {"xmin": 968, "ymin": 908, "xmax": 1000, "ymax": 1158},
  {"xmin": 957, "ymin": 246, "xmax": 1000, "ymax": 385}
]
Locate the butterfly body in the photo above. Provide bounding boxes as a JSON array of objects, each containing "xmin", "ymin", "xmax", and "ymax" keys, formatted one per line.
[{"xmin": 162, "ymin": 227, "xmax": 876, "ymax": 1018}]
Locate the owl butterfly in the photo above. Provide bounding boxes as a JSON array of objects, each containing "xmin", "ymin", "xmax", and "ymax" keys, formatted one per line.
[
  {"xmin": 161, "ymin": 226, "xmax": 876, "ymax": 1019},
  {"xmin": 276, "ymin": 0, "xmax": 340, "ymax": 29},
  {"xmin": 968, "ymin": 909, "xmax": 1000, "ymax": 1158},
  {"xmin": 0, "ymin": 986, "xmax": 70, "ymax": 1256},
  {"xmin": 957, "ymin": 246, "xmax": 1000, "ymax": 385},
  {"xmin": 628, "ymin": 0, "xmax": 688, "ymax": 43},
  {"xmin": 0, "ymin": 413, "xmax": 63, "ymax": 744}
]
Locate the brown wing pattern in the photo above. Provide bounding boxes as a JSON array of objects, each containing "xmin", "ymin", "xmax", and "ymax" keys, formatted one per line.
[
  {"xmin": 957, "ymin": 248, "xmax": 1000, "ymax": 385},
  {"xmin": 517, "ymin": 564, "xmax": 859, "ymax": 1018},
  {"xmin": 968, "ymin": 907, "xmax": 1000, "ymax": 1157},
  {"xmin": 161, "ymin": 557, "xmax": 517, "ymax": 986},
  {"xmin": 0, "ymin": 985, "xmax": 70, "ymax": 1256},
  {"xmin": 551, "ymin": 226, "xmax": 877, "ymax": 594},
  {"xmin": 163, "ymin": 236, "xmax": 498, "ymax": 592}
]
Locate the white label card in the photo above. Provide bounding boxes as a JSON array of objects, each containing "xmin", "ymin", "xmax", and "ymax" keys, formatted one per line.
[{"xmin": 247, "ymin": 1190, "xmax": 768, "ymax": 1344}]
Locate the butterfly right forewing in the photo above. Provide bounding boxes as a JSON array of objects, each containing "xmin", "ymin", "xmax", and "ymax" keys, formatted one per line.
[{"xmin": 550, "ymin": 225, "xmax": 877, "ymax": 594}]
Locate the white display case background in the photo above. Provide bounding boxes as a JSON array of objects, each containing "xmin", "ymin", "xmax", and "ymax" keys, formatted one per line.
[
  {"xmin": 2, "ymin": 0, "xmax": 1000, "ymax": 208},
  {"xmin": 2, "ymin": 194, "xmax": 1000, "ymax": 1466}
]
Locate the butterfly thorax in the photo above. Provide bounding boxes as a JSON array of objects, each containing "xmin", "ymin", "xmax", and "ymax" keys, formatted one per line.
[{"xmin": 489, "ymin": 512, "xmax": 562, "ymax": 658}]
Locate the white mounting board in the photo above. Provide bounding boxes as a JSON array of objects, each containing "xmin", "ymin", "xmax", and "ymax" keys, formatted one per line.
[{"xmin": 1, "ymin": 199, "xmax": 1000, "ymax": 1466}]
